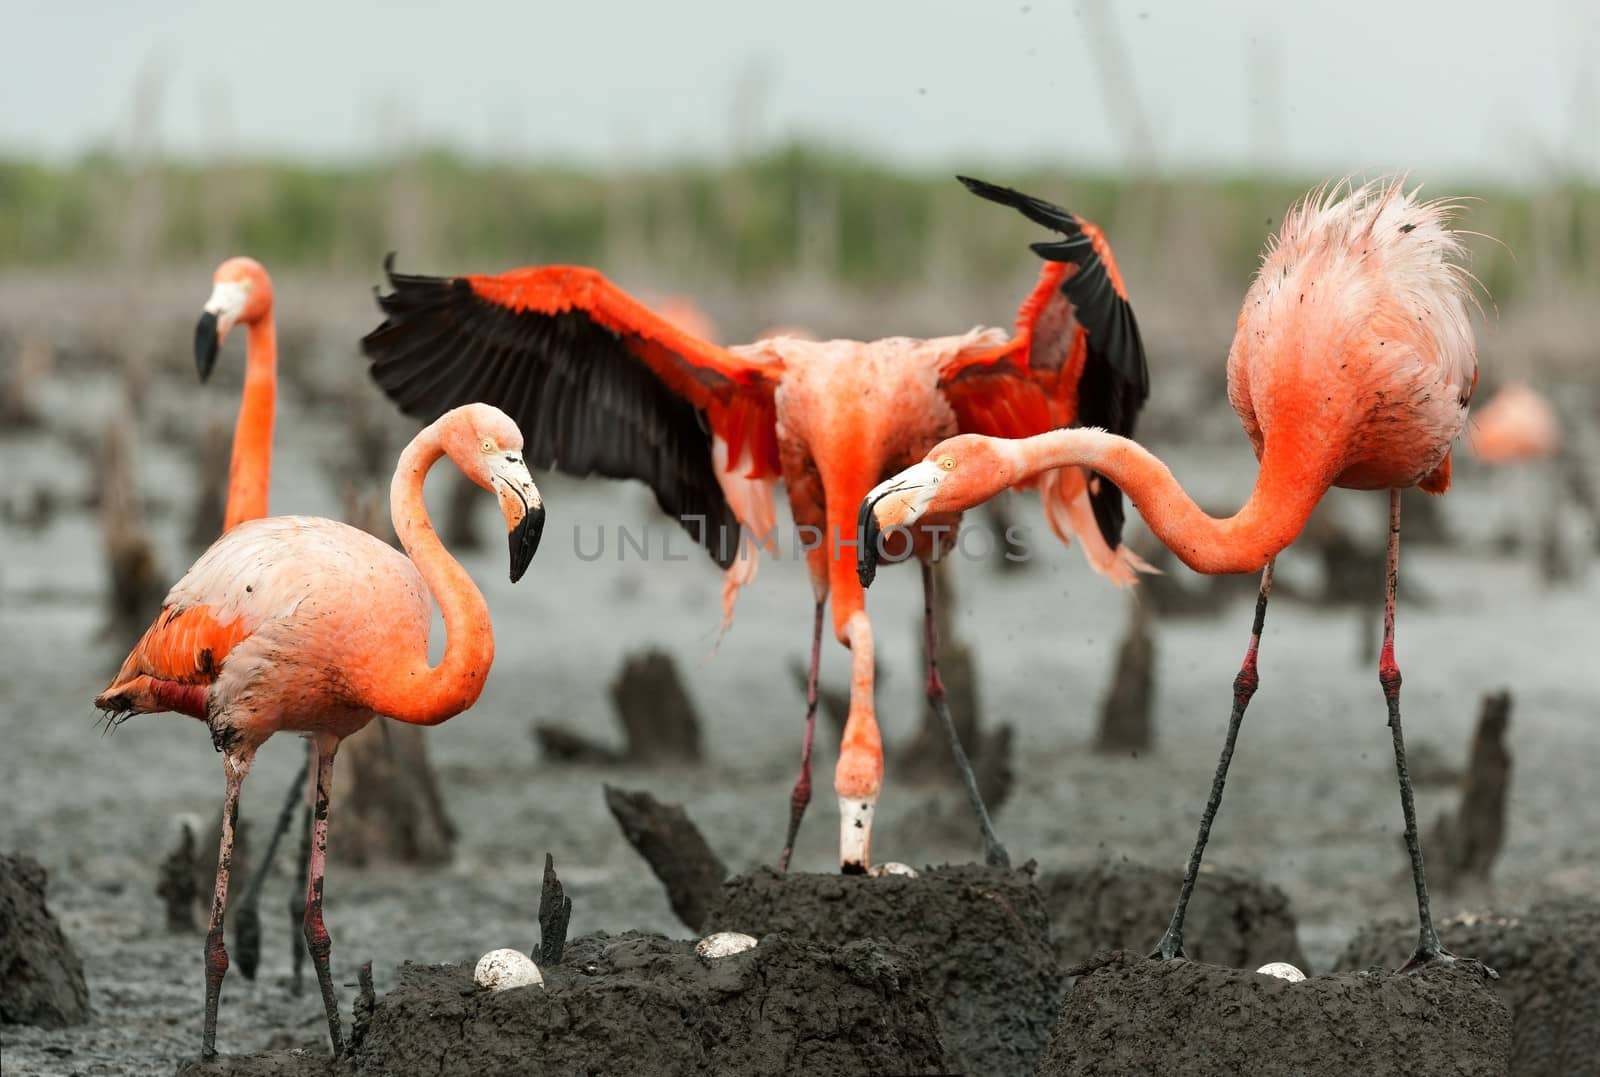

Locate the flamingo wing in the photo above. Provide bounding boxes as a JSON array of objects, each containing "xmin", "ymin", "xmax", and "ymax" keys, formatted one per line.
[
  {"xmin": 361, "ymin": 259, "xmax": 783, "ymax": 568},
  {"xmin": 939, "ymin": 177, "xmax": 1151, "ymax": 557}
]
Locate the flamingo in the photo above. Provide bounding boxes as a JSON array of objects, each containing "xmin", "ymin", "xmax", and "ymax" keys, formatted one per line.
[
  {"xmin": 194, "ymin": 257, "xmax": 278, "ymax": 531},
  {"xmin": 861, "ymin": 177, "xmax": 1480, "ymax": 972},
  {"xmin": 1468, "ymin": 381, "xmax": 1560, "ymax": 463},
  {"xmin": 358, "ymin": 176, "xmax": 1151, "ymax": 873},
  {"xmin": 94, "ymin": 403, "xmax": 545, "ymax": 1057}
]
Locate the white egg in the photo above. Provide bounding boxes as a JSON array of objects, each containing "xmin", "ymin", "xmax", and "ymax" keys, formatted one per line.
[
  {"xmin": 695, "ymin": 931, "xmax": 758, "ymax": 960},
  {"xmin": 869, "ymin": 862, "xmax": 919, "ymax": 878},
  {"xmin": 1256, "ymin": 961, "xmax": 1307, "ymax": 983},
  {"xmin": 474, "ymin": 948, "xmax": 544, "ymax": 991}
]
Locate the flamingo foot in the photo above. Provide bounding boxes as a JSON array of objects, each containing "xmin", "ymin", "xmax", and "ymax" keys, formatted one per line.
[
  {"xmin": 1148, "ymin": 929, "xmax": 1187, "ymax": 962},
  {"xmin": 1397, "ymin": 944, "xmax": 1497, "ymax": 980}
]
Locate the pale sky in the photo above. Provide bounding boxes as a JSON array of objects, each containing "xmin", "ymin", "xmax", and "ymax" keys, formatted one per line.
[{"xmin": 5, "ymin": 0, "xmax": 1598, "ymax": 184}]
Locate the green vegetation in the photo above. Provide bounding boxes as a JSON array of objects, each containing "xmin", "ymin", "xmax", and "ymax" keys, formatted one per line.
[{"xmin": 2, "ymin": 144, "xmax": 1596, "ymax": 309}]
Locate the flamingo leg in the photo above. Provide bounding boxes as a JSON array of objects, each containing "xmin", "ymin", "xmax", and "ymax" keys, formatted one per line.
[
  {"xmin": 1381, "ymin": 490, "xmax": 1467, "ymax": 974},
  {"xmin": 1152, "ymin": 561, "xmax": 1273, "ymax": 960},
  {"xmin": 289, "ymin": 796, "xmax": 311, "ymax": 995},
  {"xmin": 780, "ymin": 600, "xmax": 826, "ymax": 872},
  {"xmin": 303, "ymin": 735, "xmax": 343, "ymax": 1055},
  {"xmin": 921, "ymin": 560, "xmax": 1009, "ymax": 868},
  {"xmin": 202, "ymin": 749, "xmax": 255, "ymax": 1058},
  {"xmin": 234, "ymin": 749, "xmax": 311, "ymax": 982}
]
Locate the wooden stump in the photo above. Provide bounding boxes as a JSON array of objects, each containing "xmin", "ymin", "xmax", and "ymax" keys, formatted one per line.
[
  {"xmin": 1095, "ymin": 598, "xmax": 1155, "ymax": 754},
  {"xmin": 1428, "ymin": 689, "xmax": 1512, "ymax": 891},
  {"xmin": 604, "ymin": 785, "xmax": 726, "ymax": 933},
  {"xmin": 328, "ymin": 719, "xmax": 456, "ymax": 867},
  {"xmin": 534, "ymin": 649, "xmax": 706, "ymax": 766}
]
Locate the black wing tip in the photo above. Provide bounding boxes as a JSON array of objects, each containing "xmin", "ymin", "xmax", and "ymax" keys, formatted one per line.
[{"xmin": 959, "ymin": 174, "xmax": 1082, "ymax": 237}]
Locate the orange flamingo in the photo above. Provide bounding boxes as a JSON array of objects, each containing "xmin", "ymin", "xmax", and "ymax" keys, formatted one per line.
[
  {"xmin": 94, "ymin": 403, "xmax": 545, "ymax": 1058},
  {"xmin": 1468, "ymin": 381, "xmax": 1560, "ymax": 463},
  {"xmin": 359, "ymin": 177, "xmax": 1150, "ymax": 872},
  {"xmin": 862, "ymin": 177, "xmax": 1480, "ymax": 971},
  {"xmin": 194, "ymin": 257, "xmax": 278, "ymax": 531}
]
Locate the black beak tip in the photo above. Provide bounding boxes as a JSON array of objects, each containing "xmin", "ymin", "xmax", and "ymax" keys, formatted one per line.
[
  {"xmin": 509, "ymin": 506, "xmax": 545, "ymax": 583},
  {"xmin": 856, "ymin": 497, "xmax": 884, "ymax": 589},
  {"xmin": 194, "ymin": 311, "xmax": 220, "ymax": 383}
]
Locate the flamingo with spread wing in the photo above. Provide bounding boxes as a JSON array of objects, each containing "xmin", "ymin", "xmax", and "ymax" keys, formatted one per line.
[{"xmin": 359, "ymin": 175, "xmax": 1152, "ymax": 872}]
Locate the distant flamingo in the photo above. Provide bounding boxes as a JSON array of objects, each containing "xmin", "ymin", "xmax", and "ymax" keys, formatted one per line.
[
  {"xmin": 1469, "ymin": 381, "xmax": 1560, "ymax": 463},
  {"xmin": 862, "ymin": 177, "xmax": 1479, "ymax": 971},
  {"xmin": 194, "ymin": 257, "xmax": 278, "ymax": 531},
  {"xmin": 95, "ymin": 403, "xmax": 544, "ymax": 1058},
  {"xmin": 652, "ymin": 295, "xmax": 721, "ymax": 344},
  {"xmin": 359, "ymin": 177, "xmax": 1150, "ymax": 872}
]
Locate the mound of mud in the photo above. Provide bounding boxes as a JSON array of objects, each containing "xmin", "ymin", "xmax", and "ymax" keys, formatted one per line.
[
  {"xmin": 180, "ymin": 931, "xmax": 944, "ymax": 1077},
  {"xmin": 1337, "ymin": 899, "xmax": 1600, "ymax": 1076},
  {"xmin": 1040, "ymin": 951, "xmax": 1510, "ymax": 1077},
  {"xmin": 706, "ymin": 864, "xmax": 1057, "ymax": 1077},
  {"xmin": 0, "ymin": 852, "xmax": 90, "ymax": 1027},
  {"xmin": 1040, "ymin": 858, "xmax": 1308, "ymax": 971}
]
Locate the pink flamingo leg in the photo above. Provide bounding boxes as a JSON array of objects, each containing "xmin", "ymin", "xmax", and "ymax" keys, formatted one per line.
[
  {"xmin": 921, "ymin": 560, "xmax": 1008, "ymax": 868},
  {"xmin": 1383, "ymin": 491, "xmax": 1474, "ymax": 974},
  {"xmin": 290, "ymin": 758, "xmax": 313, "ymax": 995},
  {"xmin": 202, "ymin": 749, "xmax": 255, "ymax": 1058},
  {"xmin": 303, "ymin": 736, "xmax": 344, "ymax": 1054},
  {"xmin": 1153, "ymin": 561, "xmax": 1274, "ymax": 960},
  {"xmin": 780, "ymin": 601, "xmax": 826, "ymax": 872}
]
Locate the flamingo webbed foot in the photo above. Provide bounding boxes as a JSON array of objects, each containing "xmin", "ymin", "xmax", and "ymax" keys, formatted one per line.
[
  {"xmin": 1148, "ymin": 930, "xmax": 1187, "ymax": 962},
  {"xmin": 1396, "ymin": 944, "xmax": 1498, "ymax": 980}
]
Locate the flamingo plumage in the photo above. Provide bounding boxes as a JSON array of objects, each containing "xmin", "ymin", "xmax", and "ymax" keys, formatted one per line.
[
  {"xmin": 358, "ymin": 175, "xmax": 1152, "ymax": 873},
  {"xmin": 863, "ymin": 177, "xmax": 1481, "ymax": 972},
  {"xmin": 94, "ymin": 403, "xmax": 545, "ymax": 1058}
]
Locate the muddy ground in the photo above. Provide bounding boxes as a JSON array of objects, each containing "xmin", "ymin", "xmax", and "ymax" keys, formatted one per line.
[{"xmin": 1, "ymin": 335, "xmax": 1597, "ymax": 1075}]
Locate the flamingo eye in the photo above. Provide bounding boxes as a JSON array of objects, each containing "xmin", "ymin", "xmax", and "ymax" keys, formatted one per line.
[
  {"xmin": 940, "ymin": 457, "xmax": 956, "ymax": 471},
  {"xmin": 480, "ymin": 438, "xmax": 496, "ymax": 454}
]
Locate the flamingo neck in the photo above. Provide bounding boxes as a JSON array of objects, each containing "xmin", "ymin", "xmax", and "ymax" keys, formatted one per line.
[
  {"xmin": 222, "ymin": 316, "xmax": 277, "ymax": 530},
  {"xmin": 1004, "ymin": 428, "xmax": 1332, "ymax": 574},
  {"xmin": 367, "ymin": 425, "xmax": 494, "ymax": 725}
]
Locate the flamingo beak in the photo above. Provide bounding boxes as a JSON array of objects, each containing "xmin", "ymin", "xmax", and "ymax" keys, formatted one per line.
[
  {"xmin": 193, "ymin": 312, "xmax": 220, "ymax": 382},
  {"xmin": 196, "ymin": 280, "xmax": 247, "ymax": 382},
  {"xmin": 857, "ymin": 461, "xmax": 943, "ymax": 588},
  {"xmin": 492, "ymin": 456, "xmax": 544, "ymax": 582}
]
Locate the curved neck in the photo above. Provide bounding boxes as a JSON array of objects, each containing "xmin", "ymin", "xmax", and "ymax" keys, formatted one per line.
[
  {"xmin": 222, "ymin": 316, "xmax": 278, "ymax": 530},
  {"xmin": 364, "ymin": 426, "xmax": 494, "ymax": 725},
  {"xmin": 1006, "ymin": 429, "xmax": 1332, "ymax": 574}
]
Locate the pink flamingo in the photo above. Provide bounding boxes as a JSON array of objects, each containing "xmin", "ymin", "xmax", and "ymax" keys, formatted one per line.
[
  {"xmin": 194, "ymin": 257, "xmax": 278, "ymax": 531},
  {"xmin": 1468, "ymin": 381, "xmax": 1560, "ymax": 463},
  {"xmin": 358, "ymin": 177, "xmax": 1150, "ymax": 872},
  {"xmin": 94, "ymin": 403, "xmax": 544, "ymax": 1057},
  {"xmin": 862, "ymin": 178, "xmax": 1480, "ymax": 971}
]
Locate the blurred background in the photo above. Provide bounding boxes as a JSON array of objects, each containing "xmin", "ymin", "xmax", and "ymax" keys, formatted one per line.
[{"xmin": 2, "ymin": 1, "xmax": 1598, "ymax": 1070}]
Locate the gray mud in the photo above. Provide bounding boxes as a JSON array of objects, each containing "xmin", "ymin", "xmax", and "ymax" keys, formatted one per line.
[
  {"xmin": 2, "ymin": 353, "xmax": 1597, "ymax": 1075},
  {"xmin": 1040, "ymin": 857, "xmax": 1308, "ymax": 971},
  {"xmin": 1338, "ymin": 899, "xmax": 1600, "ymax": 1077},
  {"xmin": 178, "ymin": 931, "xmax": 945, "ymax": 1077},
  {"xmin": 707, "ymin": 864, "xmax": 1058, "ymax": 1077},
  {"xmin": 1040, "ymin": 951, "xmax": 1511, "ymax": 1077}
]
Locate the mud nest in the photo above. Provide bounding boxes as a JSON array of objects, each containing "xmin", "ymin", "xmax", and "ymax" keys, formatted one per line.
[
  {"xmin": 0, "ymin": 852, "xmax": 90, "ymax": 1028},
  {"xmin": 706, "ymin": 863, "xmax": 1058, "ymax": 1077},
  {"xmin": 1040, "ymin": 951, "xmax": 1510, "ymax": 1077},
  {"xmin": 1039, "ymin": 858, "xmax": 1308, "ymax": 972},
  {"xmin": 180, "ymin": 931, "xmax": 944, "ymax": 1076},
  {"xmin": 1338, "ymin": 899, "xmax": 1600, "ymax": 1077}
]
